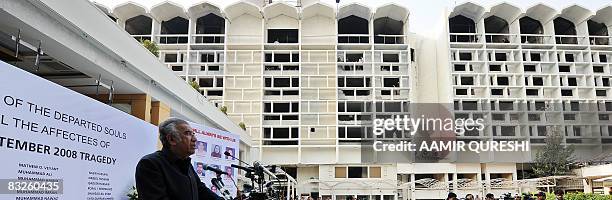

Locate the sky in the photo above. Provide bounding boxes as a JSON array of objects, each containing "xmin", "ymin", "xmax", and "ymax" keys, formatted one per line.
[{"xmin": 92, "ymin": 0, "xmax": 612, "ymax": 36}]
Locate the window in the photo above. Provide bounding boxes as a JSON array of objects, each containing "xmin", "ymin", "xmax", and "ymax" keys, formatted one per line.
[
  {"xmin": 454, "ymin": 64, "xmax": 466, "ymax": 71},
  {"xmin": 384, "ymin": 78, "xmax": 400, "ymax": 87},
  {"xmin": 533, "ymin": 77, "xmax": 544, "ymax": 86},
  {"xmin": 597, "ymin": 90, "xmax": 607, "ymax": 96},
  {"xmin": 334, "ymin": 167, "xmax": 347, "ymax": 178},
  {"xmin": 561, "ymin": 89, "xmax": 573, "ymax": 96},
  {"xmin": 565, "ymin": 54, "xmax": 574, "ymax": 62},
  {"xmin": 348, "ymin": 167, "xmax": 367, "ymax": 178},
  {"xmin": 201, "ymin": 53, "xmax": 215, "ymax": 62},
  {"xmin": 491, "ymin": 89, "xmax": 503, "ymax": 95},
  {"xmin": 199, "ymin": 78, "xmax": 213, "ymax": 87},
  {"xmin": 524, "ymin": 65, "xmax": 536, "ymax": 72},
  {"xmin": 171, "ymin": 66, "xmax": 183, "ymax": 71},
  {"xmin": 267, "ymin": 29, "xmax": 298, "ymax": 43},
  {"xmin": 346, "ymin": 53, "xmax": 363, "ymax": 62},
  {"xmin": 497, "ymin": 77, "xmax": 509, "ymax": 85},
  {"xmin": 461, "ymin": 77, "xmax": 474, "ymax": 85},
  {"xmin": 459, "ymin": 52, "xmax": 472, "ymax": 61},
  {"xmin": 526, "ymin": 89, "xmax": 539, "ymax": 96},
  {"xmin": 495, "ymin": 53, "xmax": 507, "ymax": 61},
  {"xmin": 456, "ymin": 89, "xmax": 467, "ymax": 95},
  {"xmin": 530, "ymin": 53, "xmax": 541, "ymax": 61},
  {"xmin": 559, "ymin": 65, "xmax": 570, "ymax": 72},
  {"xmin": 208, "ymin": 66, "xmax": 220, "ymax": 71},
  {"xmin": 489, "ymin": 65, "xmax": 501, "ymax": 71},
  {"xmin": 383, "ymin": 54, "xmax": 400, "ymax": 62},
  {"xmin": 600, "ymin": 54, "xmax": 608, "ymax": 63},
  {"xmin": 165, "ymin": 54, "xmax": 177, "ymax": 62},
  {"xmin": 568, "ymin": 78, "xmax": 577, "ymax": 86},
  {"xmin": 370, "ymin": 167, "xmax": 381, "ymax": 178},
  {"xmin": 594, "ymin": 66, "xmax": 604, "ymax": 73},
  {"xmin": 216, "ymin": 78, "xmax": 223, "ymax": 87}
]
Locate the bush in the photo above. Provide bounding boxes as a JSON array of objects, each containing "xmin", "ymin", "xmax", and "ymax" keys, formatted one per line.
[
  {"xmin": 140, "ymin": 40, "xmax": 159, "ymax": 57},
  {"xmin": 564, "ymin": 193, "xmax": 612, "ymax": 200}
]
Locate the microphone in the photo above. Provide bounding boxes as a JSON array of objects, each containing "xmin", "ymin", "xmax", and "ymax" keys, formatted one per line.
[
  {"xmin": 205, "ymin": 165, "xmax": 228, "ymax": 175},
  {"xmin": 231, "ymin": 164, "xmax": 255, "ymax": 173},
  {"xmin": 224, "ymin": 151, "xmax": 251, "ymax": 166},
  {"xmin": 253, "ymin": 161, "xmax": 278, "ymax": 179}
]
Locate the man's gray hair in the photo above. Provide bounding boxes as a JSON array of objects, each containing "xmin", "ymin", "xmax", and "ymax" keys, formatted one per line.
[{"xmin": 159, "ymin": 118, "xmax": 188, "ymax": 147}]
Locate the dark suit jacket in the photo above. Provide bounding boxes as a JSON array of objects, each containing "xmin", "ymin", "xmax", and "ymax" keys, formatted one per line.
[{"xmin": 135, "ymin": 148, "xmax": 222, "ymax": 200}]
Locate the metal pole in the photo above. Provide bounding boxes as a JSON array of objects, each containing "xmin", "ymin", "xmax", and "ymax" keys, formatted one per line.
[
  {"xmin": 35, "ymin": 41, "xmax": 42, "ymax": 71},
  {"xmin": 15, "ymin": 29, "xmax": 20, "ymax": 57}
]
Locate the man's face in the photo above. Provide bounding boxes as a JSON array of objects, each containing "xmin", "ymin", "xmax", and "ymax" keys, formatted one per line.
[
  {"xmin": 169, "ymin": 123, "xmax": 196, "ymax": 158},
  {"xmin": 197, "ymin": 164, "xmax": 203, "ymax": 173},
  {"xmin": 537, "ymin": 196, "xmax": 545, "ymax": 200}
]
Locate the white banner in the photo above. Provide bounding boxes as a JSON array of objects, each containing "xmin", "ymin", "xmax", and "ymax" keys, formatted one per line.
[
  {"xmin": 0, "ymin": 61, "xmax": 158, "ymax": 199},
  {"xmin": 189, "ymin": 122, "xmax": 240, "ymax": 197}
]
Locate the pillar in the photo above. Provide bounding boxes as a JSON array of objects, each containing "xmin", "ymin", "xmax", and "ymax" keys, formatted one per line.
[
  {"xmin": 151, "ymin": 101, "xmax": 170, "ymax": 126},
  {"xmin": 88, "ymin": 94, "xmax": 152, "ymax": 122},
  {"xmin": 151, "ymin": 101, "xmax": 170, "ymax": 150}
]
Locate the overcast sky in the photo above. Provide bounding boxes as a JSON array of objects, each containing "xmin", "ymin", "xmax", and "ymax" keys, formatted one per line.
[{"xmin": 93, "ymin": 0, "xmax": 612, "ymax": 36}]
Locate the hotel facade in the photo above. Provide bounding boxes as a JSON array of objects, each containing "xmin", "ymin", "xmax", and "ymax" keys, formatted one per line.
[{"xmin": 93, "ymin": 0, "xmax": 612, "ymax": 199}]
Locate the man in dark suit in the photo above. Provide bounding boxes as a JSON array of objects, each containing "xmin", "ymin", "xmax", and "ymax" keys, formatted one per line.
[{"xmin": 135, "ymin": 118, "xmax": 222, "ymax": 200}]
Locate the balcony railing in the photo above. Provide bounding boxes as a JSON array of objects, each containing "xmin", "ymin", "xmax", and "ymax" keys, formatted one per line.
[
  {"xmin": 555, "ymin": 35, "xmax": 587, "ymax": 45},
  {"xmin": 156, "ymin": 34, "xmax": 188, "ymax": 44},
  {"xmin": 338, "ymin": 34, "xmax": 370, "ymax": 44},
  {"xmin": 301, "ymin": 35, "xmax": 335, "ymax": 44},
  {"xmin": 449, "ymin": 33, "xmax": 480, "ymax": 43},
  {"xmin": 226, "ymin": 34, "xmax": 262, "ymax": 44},
  {"xmin": 589, "ymin": 35, "xmax": 611, "ymax": 46},
  {"xmin": 520, "ymin": 34, "xmax": 554, "ymax": 44},
  {"xmin": 374, "ymin": 34, "xmax": 405, "ymax": 44},
  {"xmin": 485, "ymin": 33, "xmax": 516, "ymax": 44},
  {"xmin": 192, "ymin": 34, "xmax": 224, "ymax": 44}
]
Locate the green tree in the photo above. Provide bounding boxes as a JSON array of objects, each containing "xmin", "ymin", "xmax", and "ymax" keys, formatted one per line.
[
  {"xmin": 532, "ymin": 127, "xmax": 575, "ymax": 177},
  {"xmin": 220, "ymin": 106, "xmax": 228, "ymax": 115},
  {"xmin": 238, "ymin": 122, "xmax": 246, "ymax": 131},
  {"xmin": 140, "ymin": 39, "xmax": 159, "ymax": 57},
  {"xmin": 189, "ymin": 80, "xmax": 200, "ymax": 91}
]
